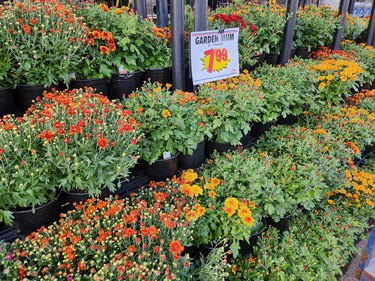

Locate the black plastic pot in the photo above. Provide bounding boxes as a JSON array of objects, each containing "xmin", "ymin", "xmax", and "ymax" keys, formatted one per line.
[
  {"xmin": 0, "ymin": 86, "xmax": 15, "ymax": 117},
  {"xmin": 240, "ymin": 127, "xmax": 255, "ymax": 148},
  {"xmin": 108, "ymin": 73, "xmax": 142, "ymax": 100},
  {"xmin": 63, "ymin": 187, "xmax": 111, "ymax": 206},
  {"xmin": 277, "ymin": 114, "xmax": 299, "ymax": 126},
  {"xmin": 143, "ymin": 67, "xmax": 172, "ymax": 86},
  {"xmin": 206, "ymin": 140, "xmax": 238, "ymax": 157},
  {"xmin": 265, "ymin": 53, "xmax": 279, "ymax": 65},
  {"xmin": 197, "ymin": 240, "xmax": 231, "ymax": 258},
  {"xmin": 185, "ymin": 67, "xmax": 194, "ymax": 92},
  {"xmin": 241, "ymin": 54, "xmax": 265, "ymax": 72},
  {"xmin": 129, "ymin": 160, "xmax": 146, "ymax": 177},
  {"xmin": 239, "ymin": 221, "xmax": 267, "ymax": 256},
  {"xmin": 290, "ymin": 48, "xmax": 296, "ymax": 59},
  {"xmin": 69, "ymin": 78, "xmax": 108, "ymax": 96},
  {"xmin": 250, "ymin": 120, "xmax": 276, "ymax": 139},
  {"xmin": 266, "ymin": 213, "xmax": 294, "ymax": 233},
  {"xmin": 15, "ymin": 84, "xmax": 46, "ymax": 111},
  {"xmin": 179, "ymin": 139, "xmax": 206, "ymax": 169},
  {"xmin": 146, "ymin": 153, "xmax": 179, "ymax": 181},
  {"xmin": 295, "ymin": 47, "xmax": 309, "ymax": 59},
  {"xmin": 12, "ymin": 191, "xmax": 62, "ymax": 235}
]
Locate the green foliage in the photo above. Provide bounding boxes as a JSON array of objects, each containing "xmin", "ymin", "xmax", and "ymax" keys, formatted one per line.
[
  {"xmin": 294, "ymin": 5, "xmax": 341, "ymax": 49},
  {"xmin": 253, "ymin": 60, "xmax": 321, "ymax": 122},
  {"xmin": 0, "ymin": 116, "xmax": 58, "ymax": 224},
  {"xmin": 0, "ymin": 1, "xmax": 86, "ymax": 86},
  {"xmin": 197, "ymin": 72, "xmax": 264, "ymax": 144},
  {"xmin": 343, "ymin": 15, "xmax": 369, "ymax": 41},
  {"xmin": 77, "ymin": 4, "xmax": 148, "ymax": 74},
  {"xmin": 31, "ymin": 88, "xmax": 140, "ymax": 195},
  {"xmin": 189, "ymin": 246, "xmax": 230, "ymax": 281},
  {"xmin": 229, "ymin": 205, "xmax": 369, "ymax": 280},
  {"xmin": 124, "ymin": 83, "xmax": 210, "ymax": 164},
  {"xmin": 341, "ymin": 41, "xmax": 375, "ymax": 85},
  {"xmin": 257, "ymin": 125, "xmax": 353, "ymax": 189}
]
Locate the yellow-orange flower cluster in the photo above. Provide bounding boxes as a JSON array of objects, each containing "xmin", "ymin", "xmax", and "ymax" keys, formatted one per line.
[
  {"xmin": 185, "ymin": 204, "xmax": 206, "ymax": 221},
  {"xmin": 206, "ymin": 70, "xmax": 262, "ymax": 91},
  {"xmin": 224, "ymin": 198, "xmax": 256, "ymax": 227},
  {"xmin": 312, "ymin": 59, "xmax": 363, "ymax": 89},
  {"xmin": 326, "ymin": 169, "xmax": 375, "ymax": 208}
]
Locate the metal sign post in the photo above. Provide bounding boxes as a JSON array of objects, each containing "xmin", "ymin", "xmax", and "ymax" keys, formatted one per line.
[
  {"xmin": 332, "ymin": 0, "xmax": 350, "ymax": 50},
  {"xmin": 171, "ymin": 0, "xmax": 185, "ymax": 90},
  {"xmin": 366, "ymin": 0, "xmax": 375, "ymax": 46},
  {"xmin": 279, "ymin": 0, "xmax": 298, "ymax": 65},
  {"xmin": 134, "ymin": 0, "xmax": 147, "ymax": 19},
  {"xmin": 195, "ymin": 0, "xmax": 208, "ymax": 32},
  {"xmin": 156, "ymin": 0, "xmax": 168, "ymax": 28},
  {"xmin": 348, "ymin": 0, "xmax": 355, "ymax": 14}
]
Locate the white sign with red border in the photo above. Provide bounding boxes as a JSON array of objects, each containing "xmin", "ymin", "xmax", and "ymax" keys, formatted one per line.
[{"xmin": 190, "ymin": 28, "xmax": 240, "ymax": 85}]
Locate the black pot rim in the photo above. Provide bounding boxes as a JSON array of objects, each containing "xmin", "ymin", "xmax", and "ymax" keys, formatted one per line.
[
  {"xmin": 16, "ymin": 84, "xmax": 45, "ymax": 88},
  {"xmin": 63, "ymin": 186, "xmax": 107, "ymax": 196},
  {"xmin": 0, "ymin": 86, "xmax": 12, "ymax": 91},
  {"xmin": 153, "ymin": 152, "xmax": 180, "ymax": 163},
  {"xmin": 111, "ymin": 73, "xmax": 140, "ymax": 80},
  {"xmin": 146, "ymin": 66, "xmax": 172, "ymax": 71},
  {"xmin": 283, "ymin": 212, "xmax": 294, "ymax": 219},
  {"xmin": 251, "ymin": 220, "xmax": 268, "ymax": 236},
  {"xmin": 71, "ymin": 78, "xmax": 107, "ymax": 83},
  {"xmin": 11, "ymin": 190, "xmax": 62, "ymax": 214}
]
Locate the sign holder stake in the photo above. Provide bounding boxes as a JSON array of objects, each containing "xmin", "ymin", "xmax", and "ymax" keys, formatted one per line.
[{"xmin": 279, "ymin": 0, "xmax": 298, "ymax": 65}]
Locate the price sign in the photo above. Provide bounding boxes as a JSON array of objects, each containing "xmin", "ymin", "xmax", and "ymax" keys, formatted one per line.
[{"xmin": 190, "ymin": 28, "xmax": 239, "ymax": 85}]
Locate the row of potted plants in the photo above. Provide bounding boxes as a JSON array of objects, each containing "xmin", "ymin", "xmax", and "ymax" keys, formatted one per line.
[
  {"xmin": 0, "ymin": 0, "xmax": 371, "ymax": 117},
  {"xmin": 0, "ymin": 0, "xmax": 172, "ymax": 114},
  {"xmin": 0, "ymin": 87, "xmax": 140, "ymax": 230},
  {"xmin": 0, "ymin": 40, "xmax": 373, "ymax": 232},
  {"xmin": 184, "ymin": 2, "xmax": 369, "ymax": 67},
  {"xmin": 0, "ymin": 88, "xmax": 373, "ymax": 279}
]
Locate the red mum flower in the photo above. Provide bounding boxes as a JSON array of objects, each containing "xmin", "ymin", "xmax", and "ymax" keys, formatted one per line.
[
  {"xmin": 37, "ymin": 131, "xmax": 55, "ymax": 141},
  {"xmin": 69, "ymin": 125, "xmax": 82, "ymax": 135},
  {"xmin": 97, "ymin": 136, "xmax": 108, "ymax": 150},
  {"xmin": 22, "ymin": 24, "xmax": 31, "ymax": 35}
]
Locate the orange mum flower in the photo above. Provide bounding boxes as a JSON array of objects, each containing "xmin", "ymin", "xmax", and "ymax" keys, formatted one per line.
[
  {"xmin": 99, "ymin": 45, "xmax": 110, "ymax": 55},
  {"xmin": 169, "ymin": 240, "xmax": 184, "ymax": 256}
]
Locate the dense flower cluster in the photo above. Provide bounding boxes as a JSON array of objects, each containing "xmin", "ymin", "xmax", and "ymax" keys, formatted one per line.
[
  {"xmin": 327, "ymin": 168, "xmax": 375, "ymax": 209},
  {"xmin": 214, "ymin": 14, "xmax": 256, "ymax": 33},
  {"xmin": 0, "ymin": 175, "xmax": 205, "ymax": 280},
  {"xmin": 86, "ymin": 29, "xmax": 116, "ymax": 55},
  {"xmin": 28, "ymin": 87, "xmax": 140, "ymax": 195},
  {"xmin": 0, "ymin": 0, "xmax": 86, "ymax": 86}
]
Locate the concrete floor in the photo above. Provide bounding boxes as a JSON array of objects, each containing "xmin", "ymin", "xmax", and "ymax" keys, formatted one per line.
[{"xmin": 339, "ymin": 229, "xmax": 373, "ymax": 281}]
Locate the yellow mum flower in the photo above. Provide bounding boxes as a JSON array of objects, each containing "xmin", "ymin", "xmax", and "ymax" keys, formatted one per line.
[
  {"xmin": 162, "ymin": 109, "xmax": 171, "ymax": 118},
  {"xmin": 224, "ymin": 206, "xmax": 236, "ymax": 217},
  {"xmin": 224, "ymin": 197, "xmax": 239, "ymax": 211},
  {"xmin": 319, "ymin": 82, "xmax": 326, "ymax": 89},
  {"xmin": 204, "ymin": 182, "xmax": 215, "ymax": 190},
  {"xmin": 238, "ymin": 206, "xmax": 252, "ymax": 219},
  {"xmin": 241, "ymin": 215, "xmax": 255, "ymax": 227},
  {"xmin": 208, "ymin": 178, "xmax": 221, "ymax": 187},
  {"xmin": 190, "ymin": 185, "xmax": 203, "ymax": 197},
  {"xmin": 182, "ymin": 171, "xmax": 198, "ymax": 182},
  {"xmin": 366, "ymin": 199, "xmax": 375, "ymax": 208},
  {"xmin": 208, "ymin": 190, "xmax": 216, "ymax": 198}
]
